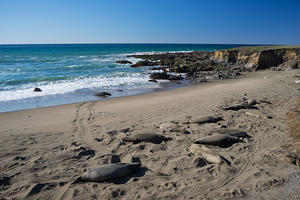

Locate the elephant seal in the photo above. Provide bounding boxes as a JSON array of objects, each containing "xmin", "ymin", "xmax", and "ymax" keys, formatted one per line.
[
  {"xmin": 195, "ymin": 134, "xmax": 242, "ymax": 148},
  {"xmin": 189, "ymin": 116, "xmax": 223, "ymax": 124},
  {"xmin": 123, "ymin": 133, "xmax": 170, "ymax": 144},
  {"xmin": 223, "ymin": 103, "xmax": 258, "ymax": 111},
  {"xmin": 190, "ymin": 144, "xmax": 223, "ymax": 164},
  {"xmin": 81, "ymin": 163, "xmax": 141, "ymax": 182},
  {"xmin": 213, "ymin": 129, "xmax": 250, "ymax": 138}
]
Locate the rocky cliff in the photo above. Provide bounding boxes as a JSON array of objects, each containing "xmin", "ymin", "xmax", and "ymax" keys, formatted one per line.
[
  {"xmin": 128, "ymin": 46, "xmax": 300, "ymax": 82},
  {"xmin": 214, "ymin": 46, "xmax": 300, "ymax": 69}
]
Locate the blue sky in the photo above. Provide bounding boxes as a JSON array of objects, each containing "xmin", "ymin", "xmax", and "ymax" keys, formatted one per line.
[{"xmin": 0, "ymin": 0, "xmax": 299, "ymax": 44}]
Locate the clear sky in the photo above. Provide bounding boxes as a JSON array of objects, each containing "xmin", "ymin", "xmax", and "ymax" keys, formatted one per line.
[{"xmin": 0, "ymin": 0, "xmax": 299, "ymax": 44}]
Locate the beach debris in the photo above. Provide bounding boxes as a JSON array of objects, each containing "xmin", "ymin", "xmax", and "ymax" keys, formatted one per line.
[
  {"xmin": 189, "ymin": 116, "xmax": 223, "ymax": 124},
  {"xmin": 295, "ymin": 80, "xmax": 300, "ymax": 84},
  {"xmin": 245, "ymin": 111, "xmax": 272, "ymax": 119},
  {"xmin": 33, "ymin": 87, "xmax": 42, "ymax": 92},
  {"xmin": 195, "ymin": 134, "xmax": 242, "ymax": 148},
  {"xmin": 116, "ymin": 60, "xmax": 132, "ymax": 64},
  {"xmin": 80, "ymin": 163, "xmax": 141, "ymax": 183},
  {"xmin": 259, "ymin": 99, "xmax": 272, "ymax": 104},
  {"xmin": 190, "ymin": 144, "xmax": 224, "ymax": 164},
  {"xmin": 123, "ymin": 132, "xmax": 171, "ymax": 144},
  {"xmin": 223, "ymin": 103, "xmax": 258, "ymax": 111},
  {"xmin": 213, "ymin": 129, "xmax": 251, "ymax": 138},
  {"xmin": 94, "ymin": 92, "xmax": 112, "ymax": 97}
]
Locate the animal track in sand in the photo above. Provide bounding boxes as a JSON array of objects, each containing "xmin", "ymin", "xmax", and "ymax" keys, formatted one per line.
[{"xmin": 72, "ymin": 102, "xmax": 100, "ymax": 151}]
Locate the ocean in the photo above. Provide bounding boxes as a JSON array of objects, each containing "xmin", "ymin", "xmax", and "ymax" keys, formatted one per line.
[{"xmin": 0, "ymin": 44, "xmax": 240, "ymax": 113}]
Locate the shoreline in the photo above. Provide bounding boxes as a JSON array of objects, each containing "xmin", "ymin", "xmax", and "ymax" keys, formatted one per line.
[{"xmin": 0, "ymin": 73, "xmax": 240, "ymax": 115}]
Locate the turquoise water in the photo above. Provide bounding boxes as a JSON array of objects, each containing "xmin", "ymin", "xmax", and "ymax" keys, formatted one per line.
[{"xmin": 0, "ymin": 44, "xmax": 240, "ymax": 112}]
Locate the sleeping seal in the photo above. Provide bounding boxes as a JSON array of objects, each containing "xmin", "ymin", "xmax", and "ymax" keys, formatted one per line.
[
  {"xmin": 195, "ymin": 134, "xmax": 242, "ymax": 148},
  {"xmin": 223, "ymin": 103, "xmax": 258, "ymax": 111},
  {"xmin": 123, "ymin": 133, "xmax": 170, "ymax": 144},
  {"xmin": 213, "ymin": 129, "xmax": 250, "ymax": 138},
  {"xmin": 81, "ymin": 163, "xmax": 141, "ymax": 182},
  {"xmin": 189, "ymin": 116, "xmax": 223, "ymax": 125}
]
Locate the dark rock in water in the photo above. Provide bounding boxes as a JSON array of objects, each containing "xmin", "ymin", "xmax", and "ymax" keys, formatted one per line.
[
  {"xmin": 213, "ymin": 129, "xmax": 251, "ymax": 138},
  {"xmin": 81, "ymin": 163, "xmax": 141, "ymax": 182},
  {"xmin": 116, "ymin": 60, "xmax": 132, "ymax": 64},
  {"xmin": 190, "ymin": 116, "xmax": 223, "ymax": 124},
  {"xmin": 150, "ymin": 72, "xmax": 169, "ymax": 80},
  {"xmin": 149, "ymin": 66, "xmax": 170, "ymax": 71},
  {"xmin": 116, "ymin": 89, "xmax": 123, "ymax": 92},
  {"xmin": 167, "ymin": 74, "xmax": 183, "ymax": 81},
  {"xmin": 123, "ymin": 133, "xmax": 171, "ymax": 144},
  {"xmin": 149, "ymin": 79, "xmax": 158, "ymax": 82},
  {"xmin": 150, "ymin": 72, "xmax": 183, "ymax": 81},
  {"xmin": 130, "ymin": 60, "xmax": 159, "ymax": 67},
  {"xmin": 195, "ymin": 134, "xmax": 242, "ymax": 148},
  {"xmin": 94, "ymin": 92, "xmax": 112, "ymax": 97},
  {"xmin": 33, "ymin": 88, "xmax": 42, "ymax": 92},
  {"xmin": 223, "ymin": 103, "xmax": 258, "ymax": 111}
]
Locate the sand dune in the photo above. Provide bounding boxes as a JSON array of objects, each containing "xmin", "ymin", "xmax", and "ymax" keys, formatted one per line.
[{"xmin": 1, "ymin": 70, "xmax": 300, "ymax": 200}]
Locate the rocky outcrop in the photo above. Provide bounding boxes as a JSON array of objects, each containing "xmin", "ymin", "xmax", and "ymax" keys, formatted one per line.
[
  {"xmin": 128, "ymin": 46, "xmax": 300, "ymax": 83},
  {"xmin": 130, "ymin": 60, "xmax": 159, "ymax": 67},
  {"xmin": 214, "ymin": 47, "xmax": 300, "ymax": 70},
  {"xmin": 116, "ymin": 60, "xmax": 132, "ymax": 64},
  {"xmin": 149, "ymin": 72, "xmax": 183, "ymax": 81}
]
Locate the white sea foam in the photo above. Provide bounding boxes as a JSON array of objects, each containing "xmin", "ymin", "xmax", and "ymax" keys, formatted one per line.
[
  {"xmin": 0, "ymin": 73, "xmax": 157, "ymax": 102},
  {"xmin": 130, "ymin": 50, "xmax": 194, "ymax": 56}
]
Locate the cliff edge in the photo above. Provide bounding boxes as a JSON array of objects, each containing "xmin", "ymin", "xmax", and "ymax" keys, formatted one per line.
[{"xmin": 214, "ymin": 46, "xmax": 300, "ymax": 69}]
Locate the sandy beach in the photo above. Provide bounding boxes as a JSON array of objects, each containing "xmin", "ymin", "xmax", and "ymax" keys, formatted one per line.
[{"xmin": 1, "ymin": 69, "xmax": 300, "ymax": 200}]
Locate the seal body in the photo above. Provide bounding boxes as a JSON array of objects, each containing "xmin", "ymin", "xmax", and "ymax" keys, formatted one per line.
[
  {"xmin": 223, "ymin": 103, "xmax": 258, "ymax": 111},
  {"xmin": 82, "ymin": 163, "xmax": 141, "ymax": 182},
  {"xmin": 123, "ymin": 133, "xmax": 169, "ymax": 144},
  {"xmin": 195, "ymin": 134, "xmax": 241, "ymax": 147},
  {"xmin": 214, "ymin": 129, "xmax": 250, "ymax": 138},
  {"xmin": 190, "ymin": 116, "xmax": 223, "ymax": 124}
]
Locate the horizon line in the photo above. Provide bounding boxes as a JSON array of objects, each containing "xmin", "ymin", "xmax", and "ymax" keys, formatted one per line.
[{"xmin": 0, "ymin": 42, "xmax": 293, "ymax": 46}]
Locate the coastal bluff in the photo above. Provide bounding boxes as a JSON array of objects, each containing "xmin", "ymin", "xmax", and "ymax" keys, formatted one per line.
[
  {"xmin": 214, "ymin": 46, "xmax": 300, "ymax": 69},
  {"xmin": 128, "ymin": 46, "xmax": 300, "ymax": 82}
]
